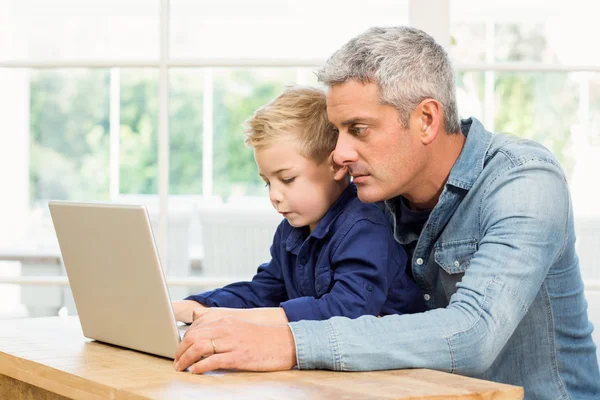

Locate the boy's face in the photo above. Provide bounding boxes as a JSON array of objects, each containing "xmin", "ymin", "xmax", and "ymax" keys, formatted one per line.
[{"xmin": 255, "ymin": 140, "xmax": 341, "ymax": 232}]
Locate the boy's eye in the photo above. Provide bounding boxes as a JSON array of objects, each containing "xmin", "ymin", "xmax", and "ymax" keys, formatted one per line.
[
  {"xmin": 263, "ymin": 181, "xmax": 270, "ymax": 187},
  {"xmin": 282, "ymin": 177, "xmax": 295, "ymax": 184}
]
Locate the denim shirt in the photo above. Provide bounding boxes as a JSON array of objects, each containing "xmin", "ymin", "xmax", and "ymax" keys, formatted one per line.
[
  {"xmin": 187, "ymin": 183, "xmax": 427, "ymax": 322},
  {"xmin": 289, "ymin": 118, "xmax": 600, "ymax": 399}
]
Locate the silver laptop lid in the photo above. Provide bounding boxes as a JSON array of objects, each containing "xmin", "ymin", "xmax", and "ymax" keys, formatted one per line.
[{"xmin": 49, "ymin": 201, "xmax": 181, "ymax": 359}]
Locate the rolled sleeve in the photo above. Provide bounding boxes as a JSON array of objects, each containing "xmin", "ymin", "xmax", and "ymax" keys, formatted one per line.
[{"xmin": 289, "ymin": 319, "xmax": 340, "ymax": 370}]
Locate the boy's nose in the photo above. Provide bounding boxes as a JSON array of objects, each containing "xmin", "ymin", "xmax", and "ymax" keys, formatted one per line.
[{"xmin": 269, "ymin": 187, "xmax": 283, "ymax": 204}]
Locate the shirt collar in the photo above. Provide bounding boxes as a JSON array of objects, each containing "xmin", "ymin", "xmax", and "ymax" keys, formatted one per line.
[
  {"xmin": 445, "ymin": 117, "xmax": 494, "ymax": 190},
  {"xmin": 285, "ymin": 183, "xmax": 356, "ymax": 253}
]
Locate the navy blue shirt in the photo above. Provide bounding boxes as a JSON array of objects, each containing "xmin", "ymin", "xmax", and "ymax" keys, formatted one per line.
[{"xmin": 186, "ymin": 184, "xmax": 427, "ymax": 322}]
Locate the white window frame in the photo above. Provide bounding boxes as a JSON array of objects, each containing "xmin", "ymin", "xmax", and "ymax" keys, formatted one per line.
[{"xmin": 0, "ymin": 0, "xmax": 598, "ymax": 291}]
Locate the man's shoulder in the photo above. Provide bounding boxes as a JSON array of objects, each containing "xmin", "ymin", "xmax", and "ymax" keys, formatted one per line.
[{"xmin": 486, "ymin": 133, "xmax": 560, "ymax": 169}]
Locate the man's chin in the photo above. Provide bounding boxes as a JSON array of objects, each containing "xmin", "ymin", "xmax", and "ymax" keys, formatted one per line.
[{"xmin": 355, "ymin": 186, "xmax": 385, "ymax": 203}]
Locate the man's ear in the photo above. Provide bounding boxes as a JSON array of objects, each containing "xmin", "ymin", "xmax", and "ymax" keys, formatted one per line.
[
  {"xmin": 328, "ymin": 152, "xmax": 348, "ymax": 181},
  {"xmin": 414, "ymin": 98, "xmax": 442, "ymax": 145}
]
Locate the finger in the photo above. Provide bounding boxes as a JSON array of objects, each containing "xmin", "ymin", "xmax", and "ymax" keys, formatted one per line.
[
  {"xmin": 175, "ymin": 337, "xmax": 213, "ymax": 371},
  {"xmin": 175, "ymin": 323, "xmax": 218, "ymax": 362},
  {"xmin": 174, "ymin": 323, "xmax": 232, "ymax": 368},
  {"xmin": 176, "ymin": 336, "xmax": 233, "ymax": 372},
  {"xmin": 189, "ymin": 353, "xmax": 234, "ymax": 374}
]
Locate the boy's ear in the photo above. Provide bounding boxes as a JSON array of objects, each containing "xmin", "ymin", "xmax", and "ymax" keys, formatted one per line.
[{"xmin": 328, "ymin": 152, "xmax": 348, "ymax": 181}]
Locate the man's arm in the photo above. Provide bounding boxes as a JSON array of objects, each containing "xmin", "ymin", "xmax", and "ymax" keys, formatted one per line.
[{"xmin": 290, "ymin": 159, "xmax": 570, "ymax": 374}]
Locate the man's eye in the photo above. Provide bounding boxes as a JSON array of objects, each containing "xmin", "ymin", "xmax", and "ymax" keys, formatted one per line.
[
  {"xmin": 349, "ymin": 126, "xmax": 366, "ymax": 136},
  {"xmin": 282, "ymin": 177, "xmax": 296, "ymax": 184},
  {"xmin": 264, "ymin": 181, "xmax": 270, "ymax": 187}
]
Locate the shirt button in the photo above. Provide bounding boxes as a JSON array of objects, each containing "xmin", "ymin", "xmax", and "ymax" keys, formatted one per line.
[
  {"xmin": 454, "ymin": 260, "xmax": 460, "ymax": 267},
  {"xmin": 366, "ymin": 284, "xmax": 374, "ymax": 292},
  {"xmin": 416, "ymin": 258, "xmax": 424, "ymax": 265},
  {"xmin": 423, "ymin": 294, "xmax": 431, "ymax": 301}
]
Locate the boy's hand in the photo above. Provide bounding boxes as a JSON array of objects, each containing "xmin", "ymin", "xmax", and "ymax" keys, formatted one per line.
[
  {"xmin": 172, "ymin": 300, "xmax": 207, "ymax": 323},
  {"xmin": 192, "ymin": 307, "xmax": 289, "ymax": 326}
]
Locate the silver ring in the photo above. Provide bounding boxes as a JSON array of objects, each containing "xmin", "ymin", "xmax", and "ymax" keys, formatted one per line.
[{"xmin": 210, "ymin": 338, "xmax": 217, "ymax": 354}]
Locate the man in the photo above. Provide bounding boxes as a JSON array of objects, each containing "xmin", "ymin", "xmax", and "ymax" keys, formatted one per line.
[{"xmin": 174, "ymin": 27, "xmax": 600, "ymax": 398}]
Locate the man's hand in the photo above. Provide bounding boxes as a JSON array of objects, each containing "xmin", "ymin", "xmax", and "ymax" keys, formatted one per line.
[
  {"xmin": 174, "ymin": 317, "xmax": 297, "ymax": 374},
  {"xmin": 192, "ymin": 307, "xmax": 289, "ymax": 326},
  {"xmin": 172, "ymin": 300, "xmax": 207, "ymax": 323}
]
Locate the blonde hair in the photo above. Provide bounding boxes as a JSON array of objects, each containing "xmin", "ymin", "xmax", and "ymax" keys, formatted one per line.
[{"xmin": 244, "ymin": 86, "xmax": 337, "ymax": 163}]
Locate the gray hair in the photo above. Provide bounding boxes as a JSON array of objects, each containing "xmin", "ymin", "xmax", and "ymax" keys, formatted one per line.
[{"xmin": 317, "ymin": 26, "xmax": 460, "ymax": 133}]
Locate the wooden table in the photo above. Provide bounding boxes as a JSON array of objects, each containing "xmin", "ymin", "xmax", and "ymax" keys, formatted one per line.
[{"xmin": 0, "ymin": 317, "xmax": 524, "ymax": 399}]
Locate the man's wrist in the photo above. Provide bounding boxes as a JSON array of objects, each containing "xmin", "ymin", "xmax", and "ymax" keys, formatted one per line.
[
  {"xmin": 283, "ymin": 324, "xmax": 298, "ymax": 369},
  {"xmin": 250, "ymin": 307, "xmax": 289, "ymax": 325}
]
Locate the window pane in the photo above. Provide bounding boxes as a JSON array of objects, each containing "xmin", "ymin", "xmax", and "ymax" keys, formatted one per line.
[
  {"xmin": 213, "ymin": 68, "xmax": 296, "ymax": 199},
  {"xmin": 0, "ymin": 0, "xmax": 159, "ymax": 61},
  {"xmin": 169, "ymin": 68, "xmax": 300, "ymax": 199},
  {"xmin": 450, "ymin": 23, "xmax": 487, "ymax": 64},
  {"xmin": 30, "ymin": 69, "xmax": 110, "ymax": 204},
  {"xmin": 590, "ymin": 74, "xmax": 600, "ymax": 147},
  {"xmin": 450, "ymin": 0, "xmax": 600, "ymax": 64},
  {"xmin": 456, "ymin": 71, "xmax": 486, "ymax": 121},
  {"xmin": 571, "ymin": 73, "xmax": 600, "ymax": 216},
  {"xmin": 169, "ymin": 69, "xmax": 204, "ymax": 195},
  {"xmin": 119, "ymin": 69, "xmax": 159, "ymax": 195},
  {"xmin": 494, "ymin": 72, "xmax": 579, "ymax": 176},
  {"xmin": 170, "ymin": 0, "xmax": 409, "ymax": 60}
]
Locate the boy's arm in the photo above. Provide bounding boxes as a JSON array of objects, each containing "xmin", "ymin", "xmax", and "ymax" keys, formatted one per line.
[
  {"xmin": 189, "ymin": 218, "xmax": 402, "ymax": 326},
  {"xmin": 185, "ymin": 224, "xmax": 288, "ymax": 309},
  {"xmin": 184, "ymin": 260, "xmax": 287, "ymax": 308},
  {"xmin": 172, "ymin": 300, "xmax": 206, "ymax": 323},
  {"xmin": 280, "ymin": 219, "xmax": 404, "ymax": 322}
]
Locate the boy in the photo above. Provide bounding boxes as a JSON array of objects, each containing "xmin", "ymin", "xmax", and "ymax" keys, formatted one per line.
[{"xmin": 173, "ymin": 86, "xmax": 426, "ymax": 325}]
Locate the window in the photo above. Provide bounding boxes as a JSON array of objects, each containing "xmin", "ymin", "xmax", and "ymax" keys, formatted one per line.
[{"xmin": 0, "ymin": 0, "xmax": 410, "ymax": 317}]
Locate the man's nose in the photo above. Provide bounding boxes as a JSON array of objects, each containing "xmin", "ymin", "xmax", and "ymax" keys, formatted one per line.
[{"xmin": 333, "ymin": 133, "xmax": 358, "ymax": 166}]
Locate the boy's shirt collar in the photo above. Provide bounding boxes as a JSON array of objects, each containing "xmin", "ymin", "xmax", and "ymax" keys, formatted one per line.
[{"xmin": 285, "ymin": 183, "xmax": 356, "ymax": 254}]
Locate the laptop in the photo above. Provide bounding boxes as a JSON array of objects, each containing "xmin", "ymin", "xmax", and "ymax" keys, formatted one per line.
[{"xmin": 49, "ymin": 201, "xmax": 187, "ymax": 359}]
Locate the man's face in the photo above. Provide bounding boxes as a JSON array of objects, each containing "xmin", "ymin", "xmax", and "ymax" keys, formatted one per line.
[{"xmin": 327, "ymin": 80, "xmax": 426, "ymax": 203}]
